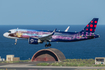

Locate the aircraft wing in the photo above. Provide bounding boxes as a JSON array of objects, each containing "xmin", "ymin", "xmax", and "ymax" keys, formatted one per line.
[
  {"xmin": 33, "ymin": 29, "xmax": 57, "ymax": 41},
  {"xmin": 65, "ymin": 26, "xmax": 70, "ymax": 32}
]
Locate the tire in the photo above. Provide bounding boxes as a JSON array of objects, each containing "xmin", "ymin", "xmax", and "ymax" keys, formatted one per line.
[{"xmin": 45, "ymin": 44, "xmax": 48, "ymax": 47}]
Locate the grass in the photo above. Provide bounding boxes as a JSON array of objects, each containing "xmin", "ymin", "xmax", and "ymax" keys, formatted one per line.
[
  {"xmin": 37, "ymin": 63, "xmax": 50, "ymax": 66},
  {"xmin": 36, "ymin": 59, "xmax": 105, "ymax": 67}
]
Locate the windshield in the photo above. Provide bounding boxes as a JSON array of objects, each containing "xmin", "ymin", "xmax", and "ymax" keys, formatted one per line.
[{"xmin": 8, "ymin": 31, "xmax": 11, "ymax": 33}]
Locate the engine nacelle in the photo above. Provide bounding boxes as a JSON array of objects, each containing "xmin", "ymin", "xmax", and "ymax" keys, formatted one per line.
[{"xmin": 28, "ymin": 38, "xmax": 42, "ymax": 44}]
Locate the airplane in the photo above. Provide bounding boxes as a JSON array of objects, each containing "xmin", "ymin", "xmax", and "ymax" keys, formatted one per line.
[{"xmin": 3, "ymin": 18, "xmax": 100, "ymax": 47}]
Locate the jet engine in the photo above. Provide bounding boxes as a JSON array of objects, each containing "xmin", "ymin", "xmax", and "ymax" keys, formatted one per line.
[{"xmin": 28, "ymin": 38, "xmax": 43, "ymax": 44}]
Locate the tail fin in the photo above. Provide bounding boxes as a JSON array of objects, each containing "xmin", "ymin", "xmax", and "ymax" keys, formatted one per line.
[{"xmin": 80, "ymin": 18, "xmax": 99, "ymax": 33}]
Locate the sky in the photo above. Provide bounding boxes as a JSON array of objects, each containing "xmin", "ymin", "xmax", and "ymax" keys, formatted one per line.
[{"xmin": 0, "ymin": 0, "xmax": 105, "ymax": 25}]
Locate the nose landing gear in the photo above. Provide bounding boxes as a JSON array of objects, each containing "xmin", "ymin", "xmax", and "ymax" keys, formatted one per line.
[{"xmin": 15, "ymin": 39, "xmax": 17, "ymax": 45}]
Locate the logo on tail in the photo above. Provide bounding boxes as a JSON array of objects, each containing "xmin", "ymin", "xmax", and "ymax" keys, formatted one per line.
[{"xmin": 80, "ymin": 18, "xmax": 99, "ymax": 33}]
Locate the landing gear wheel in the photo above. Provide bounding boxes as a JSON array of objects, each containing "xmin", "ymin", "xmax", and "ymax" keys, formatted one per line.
[
  {"xmin": 48, "ymin": 43, "xmax": 51, "ymax": 47},
  {"xmin": 45, "ymin": 44, "xmax": 51, "ymax": 47},
  {"xmin": 15, "ymin": 43, "xmax": 17, "ymax": 45},
  {"xmin": 45, "ymin": 44, "xmax": 48, "ymax": 47}
]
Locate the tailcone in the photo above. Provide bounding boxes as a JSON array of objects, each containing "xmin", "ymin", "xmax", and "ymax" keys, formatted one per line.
[{"xmin": 95, "ymin": 34, "xmax": 100, "ymax": 38}]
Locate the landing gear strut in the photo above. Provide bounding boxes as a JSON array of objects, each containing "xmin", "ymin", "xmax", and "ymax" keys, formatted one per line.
[
  {"xmin": 15, "ymin": 39, "xmax": 17, "ymax": 45},
  {"xmin": 45, "ymin": 43, "xmax": 51, "ymax": 47}
]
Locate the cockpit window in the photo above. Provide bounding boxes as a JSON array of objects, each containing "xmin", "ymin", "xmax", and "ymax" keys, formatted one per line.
[{"xmin": 8, "ymin": 31, "xmax": 11, "ymax": 33}]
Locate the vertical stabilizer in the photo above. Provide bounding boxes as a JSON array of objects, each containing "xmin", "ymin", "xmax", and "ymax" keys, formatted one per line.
[{"xmin": 80, "ymin": 18, "xmax": 99, "ymax": 33}]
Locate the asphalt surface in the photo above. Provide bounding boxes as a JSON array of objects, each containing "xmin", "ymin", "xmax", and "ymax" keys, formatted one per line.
[
  {"xmin": 0, "ymin": 62, "xmax": 105, "ymax": 70},
  {"xmin": 0, "ymin": 63, "xmax": 105, "ymax": 70}
]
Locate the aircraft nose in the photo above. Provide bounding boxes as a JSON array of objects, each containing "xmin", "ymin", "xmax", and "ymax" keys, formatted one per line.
[{"xmin": 3, "ymin": 32, "xmax": 9, "ymax": 38}]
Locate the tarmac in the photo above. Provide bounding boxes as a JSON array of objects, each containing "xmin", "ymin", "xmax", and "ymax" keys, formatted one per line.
[{"xmin": 0, "ymin": 63, "xmax": 105, "ymax": 70}]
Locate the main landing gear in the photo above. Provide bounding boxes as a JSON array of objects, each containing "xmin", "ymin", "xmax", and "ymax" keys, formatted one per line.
[{"xmin": 45, "ymin": 43, "xmax": 51, "ymax": 47}]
